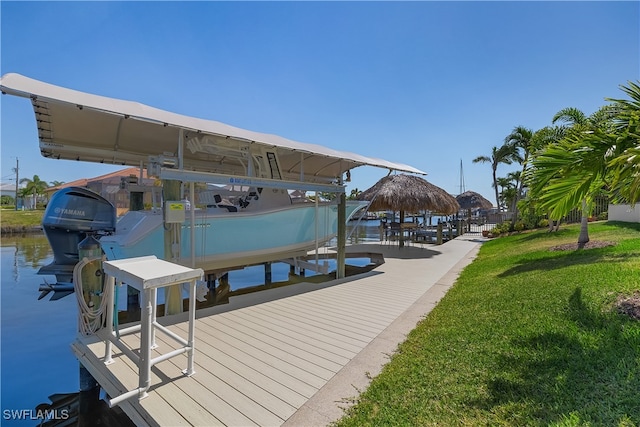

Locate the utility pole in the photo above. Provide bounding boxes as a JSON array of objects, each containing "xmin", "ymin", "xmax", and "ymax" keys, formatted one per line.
[{"xmin": 13, "ymin": 158, "xmax": 19, "ymax": 211}]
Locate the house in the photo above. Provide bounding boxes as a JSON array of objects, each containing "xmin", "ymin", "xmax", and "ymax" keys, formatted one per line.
[
  {"xmin": 1, "ymin": 182, "xmax": 28, "ymax": 208},
  {"xmin": 46, "ymin": 168, "xmax": 159, "ymax": 216},
  {"xmin": 1, "ymin": 182, "xmax": 19, "ymax": 199}
]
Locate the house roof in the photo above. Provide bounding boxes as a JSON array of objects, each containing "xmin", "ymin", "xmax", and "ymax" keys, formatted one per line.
[
  {"xmin": 0, "ymin": 182, "xmax": 21, "ymax": 193},
  {"xmin": 46, "ymin": 167, "xmax": 150, "ymax": 192}
]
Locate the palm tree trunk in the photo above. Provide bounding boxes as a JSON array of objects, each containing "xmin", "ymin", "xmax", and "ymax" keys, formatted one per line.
[
  {"xmin": 511, "ymin": 160, "xmax": 526, "ymax": 225},
  {"xmin": 578, "ymin": 198, "xmax": 590, "ymax": 248},
  {"xmin": 492, "ymin": 168, "xmax": 499, "ymax": 211}
]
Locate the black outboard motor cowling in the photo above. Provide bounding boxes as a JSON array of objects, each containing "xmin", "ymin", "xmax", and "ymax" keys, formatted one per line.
[{"xmin": 38, "ymin": 187, "xmax": 116, "ymax": 288}]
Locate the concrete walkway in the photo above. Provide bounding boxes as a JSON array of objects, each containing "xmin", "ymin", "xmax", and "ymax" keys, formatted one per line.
[{"xmin": 284, "ymin": 235, "xmax": 484, "ymax": 426}]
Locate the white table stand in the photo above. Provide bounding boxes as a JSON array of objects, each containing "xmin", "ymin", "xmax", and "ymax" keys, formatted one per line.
[{"xmin": 99, "ymin": 255, "xmax": 203, "ymax": 407}]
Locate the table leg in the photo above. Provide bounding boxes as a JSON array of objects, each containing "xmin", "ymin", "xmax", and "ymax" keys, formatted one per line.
[
  {"xmin": 150, "ymin": 287, "xmax": 158, "ymax": 349},
  {"xmin": 139, "ymin": 288, "xmax": 152, "ymax": 398},
  {"xmin": 184, "ymin": 280, "xmax": 196, "ymax": 376},
  {"xmin": 104, "ymin": 276, "xmax": 115, "ymax": 365}
]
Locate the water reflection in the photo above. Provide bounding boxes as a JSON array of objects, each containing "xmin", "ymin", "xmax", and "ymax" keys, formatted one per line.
[
  {"xmin": 1, "ymin": 233, "xmax": 78, "ymax": 426},
  {"xmin": 3, "ymin": 234, "xmax": 52, "ymax": 282},
  {"xmin": 347, "ymin": 219, "xmax": 383, "ymax": 243}
]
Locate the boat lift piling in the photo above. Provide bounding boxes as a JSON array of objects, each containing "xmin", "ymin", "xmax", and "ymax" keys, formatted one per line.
[
  {"xmin": 76, "ymin": 236, "xmax": 104, "ymax": 426},
  {"xmin": 162, "ymin": 179, "xmax": 184, "ymax": 316},
  {"xmin": 126, "ymin": 179, "xmax": 144, "ymax": 317},
  {"xmin": 337, "ymin": 191, "xmax": 346, "ymax": 279}
]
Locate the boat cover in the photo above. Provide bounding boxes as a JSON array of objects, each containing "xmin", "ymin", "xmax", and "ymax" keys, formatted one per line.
[{"xmin": 1, "ymin": 73, "xmax": 425, "ymax": 185}]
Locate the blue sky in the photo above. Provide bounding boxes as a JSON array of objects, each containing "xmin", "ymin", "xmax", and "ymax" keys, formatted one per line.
[{"xmin": 1, "ymin": 1, "xmax": 638, "ymax": 204}]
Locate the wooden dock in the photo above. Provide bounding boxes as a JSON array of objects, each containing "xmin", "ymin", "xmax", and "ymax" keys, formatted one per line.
[{"xmin": 72, "ymin": 238, "xmax": 481, "ymax": 426}]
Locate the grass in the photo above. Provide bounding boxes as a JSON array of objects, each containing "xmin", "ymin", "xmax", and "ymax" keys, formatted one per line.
[
  {"xmin": 0, "ymin": 208, "xmax": 44, "ymax": 231},
  {"xmin": 335, "ymin": 221, "xmax": 640, "ymax": 427}
]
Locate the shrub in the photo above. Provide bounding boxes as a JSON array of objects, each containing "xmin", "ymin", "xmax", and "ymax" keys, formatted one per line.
[
  {"xmin": 539, "ymin": 218, "xmax": 549, "ymax": 228},
  {"xmin": 497, "ymin": 222, "xmax": 513, "ymax": 233},
  {"xmin": 520, "ymin": 209, "xmax": 545, "ymax": 230},
  {"xmin": 514, "ymin": 221, "xmax": 525, "ymax": 232}
]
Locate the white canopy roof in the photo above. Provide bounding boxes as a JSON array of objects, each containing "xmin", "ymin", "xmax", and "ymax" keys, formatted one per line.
[{"xmin": 1, "ymin": 73, "xmax": 425, "ymax": 187}]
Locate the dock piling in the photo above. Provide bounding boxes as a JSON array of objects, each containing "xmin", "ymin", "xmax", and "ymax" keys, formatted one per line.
[
  {"xmin": 264, "ymin": 262, "xmax": 272, "ymax": 286},
  {"xmin": 78, "ymin": 363, "xmax": 100, "ymax": 426}
]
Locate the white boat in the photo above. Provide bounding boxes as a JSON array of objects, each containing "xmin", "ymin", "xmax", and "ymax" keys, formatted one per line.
[
  {"xmin": 0, "ymin": 73, "xmax": 425, "ymax": 294},
  {"xmin": 100, "ymin": 189, "xmax": 368, "ymax": 272}
]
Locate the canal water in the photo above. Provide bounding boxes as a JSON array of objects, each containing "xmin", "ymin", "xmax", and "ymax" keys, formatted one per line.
[
  {"xmin": 1, "ymin": 233, "xmax": 78, "ymax": 425},
  {"xmin": 0, "ymin": 221, "xmax": 383, "ymax": 424}
]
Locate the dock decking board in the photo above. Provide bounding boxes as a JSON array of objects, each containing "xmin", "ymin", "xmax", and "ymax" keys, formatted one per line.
[
  {"xmin": 172, "ymin": 320, "xmax": 329, "ymax": 390},
  {"xmin": 226, "ymin": 309, "xmax": 360, "ymax": 361},
  {"xmin": 246, "ymin": 303, "xmax": 380, "ymax": 345},
  {"xmin": 266, "ymin": 292, "xmax": 406, "ymax": 324},
  {"xmin": 197, "ymin": 315, "xmax": 340, "ymax": 380},
  {"xmin": 73, "ymin": 240, "xmax": 478, "ymax": 426},
  {"xmin": 164, "ymin": 329, "xmax": 311, "ymax": 409},
  {"xmin": 241, "ymin": 305, "xmax": 373, "ymax": 353}
]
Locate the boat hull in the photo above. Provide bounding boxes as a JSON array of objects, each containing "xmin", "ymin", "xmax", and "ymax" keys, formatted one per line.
[{"xmin": 100, "ymin": 201, "xmax": 367, "ymax": 272}]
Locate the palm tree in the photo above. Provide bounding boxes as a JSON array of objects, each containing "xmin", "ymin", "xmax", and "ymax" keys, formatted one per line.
[
  {"xmin": 604, "ymin": 81, "xmax": 640, "ymax": 205},
  {"xmin": 348, "ymin": 188, "xmax": 362, "ymax": 200},
  {"xmin": 531, "ymin": 105, "xmax": 615, "ymax": 247},
  {"xmin": 473, "ymin": 144, "xmax": 520, "ymax": 211},
  {"xmin": 551, "ymin": 107, "xmax": 588, "ymax": 128},
  {"xmin": 521, "ymin": 126, "xmax": 566, "ymax": 232},
  {"xmin": 495, "ymin": 176, "xmax": 516, "ymax": 212},
  {"xmin": 19, "ymin": 175, "xmax": 49, "ymax": 209},
  {"xmin": 504, "ymin": 126, "xmax": 535, "ymax": 218}
]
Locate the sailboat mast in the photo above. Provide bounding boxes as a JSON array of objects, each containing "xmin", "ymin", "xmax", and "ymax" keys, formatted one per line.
[{"xmin": 458, "ymin": 159, "xmax": 465, "ymax": 195}]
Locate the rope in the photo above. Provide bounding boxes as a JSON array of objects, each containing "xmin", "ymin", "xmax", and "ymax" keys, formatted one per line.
[{"xmin": 74, "ymin": 257, "xmax": 112, "ymax": 336}]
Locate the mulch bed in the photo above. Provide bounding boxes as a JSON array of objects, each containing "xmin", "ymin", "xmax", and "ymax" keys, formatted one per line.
[
  {"xmin": 549, "ymin": 240, "xmax": 617, "ymax": 251},
  {"xmin": 616, "ymin": 292, "xmax": 640, "ymax": 321}
]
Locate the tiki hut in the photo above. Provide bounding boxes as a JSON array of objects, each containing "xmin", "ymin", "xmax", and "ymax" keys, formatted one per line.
[
  {"xmin": 357, "ymin": 174, "xmax": 459, "ymax": 246},
  {"xmin": 456, "ymin": 190, "xmax": 493, "ymax": 231},
  {"xmin": 455, "ymin": 191, "xmax": 493, "ymax": 211}
]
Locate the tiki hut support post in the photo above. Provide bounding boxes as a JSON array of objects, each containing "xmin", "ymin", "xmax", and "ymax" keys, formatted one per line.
[{"xmin": 399, "ymin": 210, "xmax": 405, "ymax": 248}]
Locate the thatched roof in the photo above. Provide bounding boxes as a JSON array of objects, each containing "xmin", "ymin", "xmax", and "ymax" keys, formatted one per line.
[
  {"xmin": 455, "ymin": 191, "xmax": 493, "ymax": 210},
  {"xmin": 357, "ymin": 174, "xmax": 459, "ymax": 215}
]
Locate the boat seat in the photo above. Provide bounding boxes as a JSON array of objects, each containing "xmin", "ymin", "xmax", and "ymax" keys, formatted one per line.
[{"xmin": 206, "ymin": 204, "xmax": 238, "ymax": 212}]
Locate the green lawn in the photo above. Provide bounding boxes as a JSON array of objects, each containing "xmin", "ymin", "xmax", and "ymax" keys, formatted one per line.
[
  {"xmin": 335, "ymin": 222, "xmax": 640, "ymax": 427},
  {"xmin": 0, "ymin": 208, "xmax": 44, "ymax": 229}
]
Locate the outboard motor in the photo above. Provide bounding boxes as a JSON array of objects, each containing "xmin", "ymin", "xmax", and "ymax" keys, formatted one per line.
[{"xmin": 38, "ymin": 187, "xmax": 116, "ymax": 300}]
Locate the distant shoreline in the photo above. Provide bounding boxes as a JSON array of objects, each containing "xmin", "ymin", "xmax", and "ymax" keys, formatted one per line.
[{"xmin": 1, "ymin": 225, "xmax": 43, "ymax": 235}]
